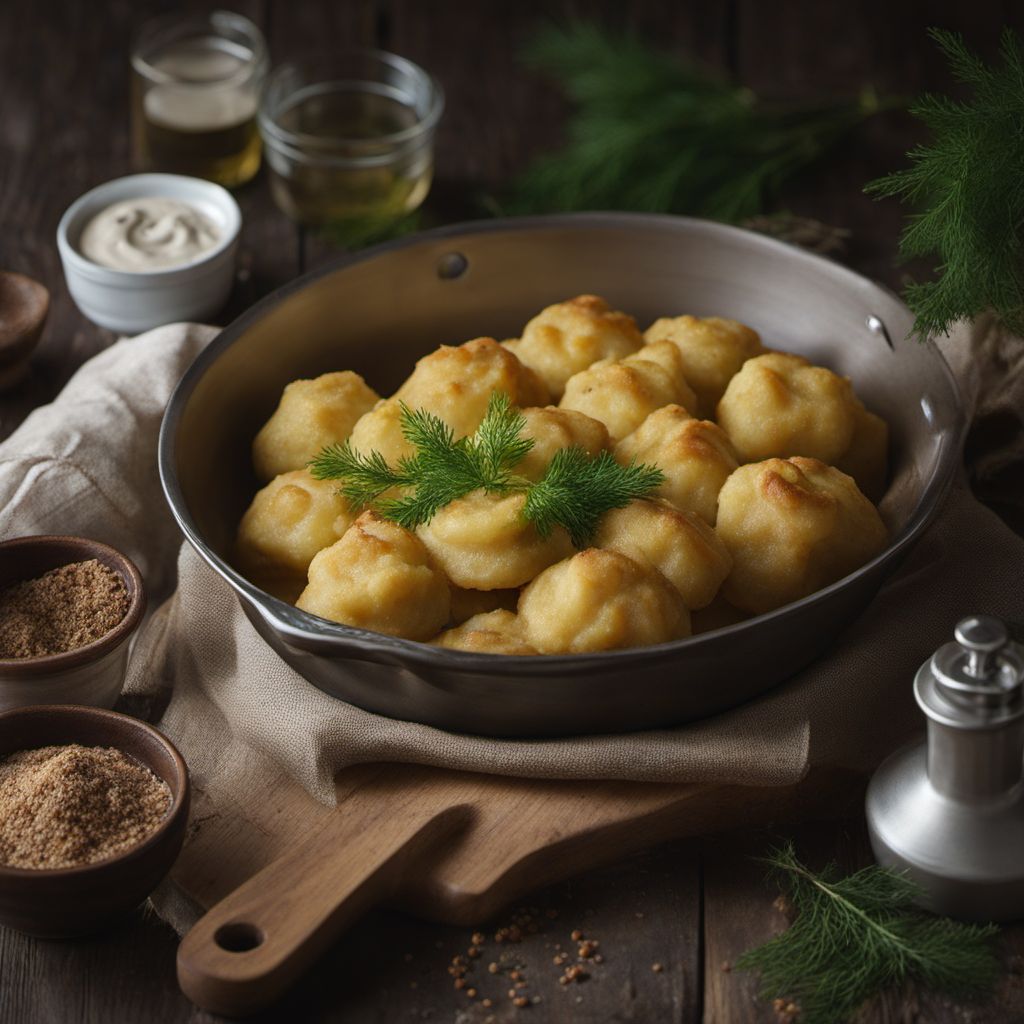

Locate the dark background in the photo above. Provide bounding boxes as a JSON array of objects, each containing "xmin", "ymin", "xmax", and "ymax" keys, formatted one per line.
[{"xmin": 3, "ymin": 2, "xmax": 1024, "ymax": 1022}]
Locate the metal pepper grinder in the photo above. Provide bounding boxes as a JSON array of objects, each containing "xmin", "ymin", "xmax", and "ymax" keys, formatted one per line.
[{"xmin": 866, "ymin": 615, "xmax": 1024, "ymax": 922}]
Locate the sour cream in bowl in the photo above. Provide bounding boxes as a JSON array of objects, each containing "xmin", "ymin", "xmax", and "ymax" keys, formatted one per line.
[{"xmin": 57, "ymin": 173, "xmax": 241, "ymax": 334}]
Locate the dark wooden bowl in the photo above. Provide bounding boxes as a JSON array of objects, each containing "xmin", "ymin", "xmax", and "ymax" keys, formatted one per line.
[
  {"xmin": 0, "ymin": 705, "xmax": 190, "ymax": 938},
  {"xmin": 0, "ymin": 535, "xmax": 147, "ymax": 711},
  {"xmin": 0, "ymin": 271, "xmax": 49, "ymax": 390}
]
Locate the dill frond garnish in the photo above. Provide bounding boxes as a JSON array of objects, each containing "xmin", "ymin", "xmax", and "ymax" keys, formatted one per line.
[
  {"xmin": 309, "ymin": 391, "xmax": 663, "ymax": 544},
  {"xmin": 736, "ymin": 841, "xmax": 1000, "ymax": 1024},
  {"xmin": 501, "ymin": 21, "xmax": 884, "ymax": 223},
  {"xmin": 523, "ymin": 448, "xmax": 664, "ymax": 548},
  {"xmin": 866, "ymin": 28, "xmax": 1024, "ymax": 340}
]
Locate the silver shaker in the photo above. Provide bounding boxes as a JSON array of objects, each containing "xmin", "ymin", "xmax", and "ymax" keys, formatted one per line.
[{"xmin": 867, "ymin": 615, "xmax": 1024, "ymax": 921}]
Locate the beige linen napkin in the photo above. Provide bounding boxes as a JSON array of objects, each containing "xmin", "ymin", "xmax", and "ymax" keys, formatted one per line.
[{"xmin": 1, "ymin": 318, "xmax": 1022, "ymax": 861}]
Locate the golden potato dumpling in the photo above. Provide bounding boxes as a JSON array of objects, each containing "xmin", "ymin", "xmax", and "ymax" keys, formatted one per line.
[
  {"xmin": 690, "ymin": 595, "xmax": 752, "ymax": 634},
  {"xmin": 417, "ymin": 490, "xmax": 573, "ymax": 590},
  {"xmin": 348, "ymin": 399, "xmax": 416, "ymax": 465},
  {"xmin": 297, "ymin": 511, "xmax": 450, "ymax": 640},
  {"xmin": 449, "ymin": 586, "xmax": 519, "ymax": 625},
  {"xmin": 253, "ymin": 371, "xmax": 379, "ymax": 482},
  {"xmin": 834, "ymin": 402, "xmax": 889, "ymax": 502},
  {"xmin": 559, "ymin": 343, "xmax": 697, "ymax": 443},
  {"xmin": 614, "ymin": 405, "xmax": 739, "ymax": 524},
  {"xmin": 716, "ymin": 457, "xmax": 888, "ymax": 615},
  {"xmin": 394, "ymin": 337, "xmax": 549, "ymax": 439},
  {"xmin": 644, "ymin": 315, "xmax": 764, "ymax": 417},
  {"xmin": 518, "ymin": 549, "xmax": 690, "ymax": 654},
  {"xmin": 505, "ymin": 295, "xmax": 643, "ymax": 399},
  {"xmin": 432, "ymin": 610, "xmax": 538, "ymax": 655},
  {"xmin": 716, "ymin": 352, "xmax": 858, "ymax": 465},
  {"xmin": 516, "ymin": 406, "xmax": 610, "ymax": 482},
  {"xmin": 236, "ymin": 469, "xmax": 354, "ymax": 598},
  {"xmin": 594, "ymin": 499, "xmax": 732, "ymax": 610}
]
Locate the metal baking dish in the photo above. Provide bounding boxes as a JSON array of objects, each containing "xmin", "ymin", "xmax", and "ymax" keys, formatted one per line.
[{"xmin": 159, "ymin": 214, "xmax": 962, "ymax": 737}]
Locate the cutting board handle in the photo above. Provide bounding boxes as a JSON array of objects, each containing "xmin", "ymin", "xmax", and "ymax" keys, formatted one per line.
[{"xmin": 177, "ymin": 800, "xmax": 472, "ymax": 1017}]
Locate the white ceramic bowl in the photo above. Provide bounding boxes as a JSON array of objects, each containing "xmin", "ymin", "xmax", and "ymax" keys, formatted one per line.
[{"xmin": 56, "ymin": 173, "xmax": 241, "ymax": 334}]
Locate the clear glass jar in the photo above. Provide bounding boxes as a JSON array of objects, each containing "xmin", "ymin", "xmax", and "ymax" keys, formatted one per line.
[
  {"xmin": 131, "ymin": 10, "xmax": 268, "ymax": 188},
  {"xmin": 258, "ymin": 51, "xmax": 444, "ymax": 228}
]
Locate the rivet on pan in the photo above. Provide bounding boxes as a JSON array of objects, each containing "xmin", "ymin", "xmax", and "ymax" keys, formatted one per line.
[
  {"xmin": 437, "ymin": 252, "xmax": 469, "ymax": 280},
  {"xmin": 866, "ymin": 314, "xmax": 895, "ymax": 351}
]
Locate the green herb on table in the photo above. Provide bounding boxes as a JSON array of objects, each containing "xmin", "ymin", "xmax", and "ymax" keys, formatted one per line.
[
  {"xmin": 736, "ymin": 841, "xmax": 1001, "ymax": 1024},
  {"xmin": 308, "ymin": 392, "xmax": 664, "ymax": 542},
  {"xmin": 502, "ymin": 21, "xmax": 886, "ymax": 222},
  {"xmin": 866, "ymin": 28, "xmax": 1024, "ymax": 340}
]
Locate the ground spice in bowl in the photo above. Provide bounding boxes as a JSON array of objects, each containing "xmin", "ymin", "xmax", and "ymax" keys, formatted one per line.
[
  {"xmin": 0, "ymin": 744, "xmax": 171, "ymax": 869},
  {"xmin": 0, "ymin": 559, "xmax": 129, "ymax": 659}
]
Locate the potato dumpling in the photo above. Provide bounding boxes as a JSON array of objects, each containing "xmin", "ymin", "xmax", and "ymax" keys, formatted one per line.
[
  {"xmin": 519, "ymin": 549, "xmax": 690, "ymax": 654},
  {"xmin": 643, "ymin": 315, "xmax": 764, "ymax": 417},
  {"xmin": 716, "ymin": 457, "xmax": 888, "ymax": 615},
  {"xmin": 594, "ymin": 499, "xmax": 732, "ymax": 610},
  {"xmin": 505, "ymin": 295, "xmax": 643, "ymax": 399},
  {"xmin": 432, "ymin": 610, "xmax": 538, "ymax": 656},
  {"xmin": 236, "ymin": 469, "xmax": 354, "ymax": 599},
  {"xmin": 253, "ymin": 371, "xmax": 379, "ymax": 482},
  {"xmin": 559, "ymin": 343, "xmax": 697, "ymax": 443},
  {"xmin": 614, "ymin": 405, "xmax": 739, "ymax": 525},
  {"xmin": 449, "ymin": 586, "xmax": 519, "ymax": 625},
  {"xmin": 834, "ymin": 402, "xmax": 889, "ymax": 502},
  {"xmin": 297, "ymin": 511, "xmax": 450, "ymax": 640},
  {"xmin": 395, "ymin": 337, "xmax": 549, "ymax": 438},
  {"xmin": 690, "ymin": 595, "xmax": 752, "ymax": 634},
  {"xmin": 348, "ymin": 399, "xmax": 416, "ymax": 465},
  {"xmin": 516, "ymin": 406, "xmax": 610, "ymax": 482},
  {"xmin": 417, "ymin": 490, "xmax": 573, "ymax": 590},
  {"xmin": 716, "ymin": 352, "xmax": 858, "ymax": 465}
]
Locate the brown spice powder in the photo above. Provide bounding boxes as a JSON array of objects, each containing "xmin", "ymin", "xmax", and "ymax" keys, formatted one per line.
[
  {"xmin": 0, "ymin": 559, "xmax": 129, "ymax": 659},
  {"xmin": 0, "ymin": 744, "xmax": 171, "ymax": 869}
]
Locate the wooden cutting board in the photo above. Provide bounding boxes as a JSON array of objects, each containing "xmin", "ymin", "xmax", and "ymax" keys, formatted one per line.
[{"xmin": 175, "ymin": 761, "xmax": 861, "ymax": 1016}]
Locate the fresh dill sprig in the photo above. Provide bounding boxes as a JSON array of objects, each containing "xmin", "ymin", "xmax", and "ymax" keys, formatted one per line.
[
  {"xmin": 501, "ymin": 21, "xmax": 885, "ymax": 222},
  {"xmin": 310, "ymin": 393, "xmax": 532, "ymax": 530},
  {"xmin": 736, "ymin": 841, "xmax": 1001, "ymax": 1024},
  {"xmin": 866, "ymin": 28, "xmax": 1024, "ymax": 340},
  {"xmin": 524, "ymin": 448, "xmax": 664, "ymax": 548},
  {"xmin": 309, "ymin": 391, "xmax": 664, "ymax": 543}
]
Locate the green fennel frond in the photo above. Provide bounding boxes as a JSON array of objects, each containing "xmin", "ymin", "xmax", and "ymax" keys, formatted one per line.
[
  {"xmin": 866, "ymin": 27, "xmax": 1024, "ymax": 339},
  {"xmin": 523, "ymin": 449, "xmax": 664, "ymax": 548},
  {"xmin": 503, "ymin": 21, "xmax": 884, "ymax": 223},
  {"xmin": 736, "ymin": 841, "xmax": 1000, "ymax": 1024},
  {"xmin": 309, "ymin": 392, "xmax": 664, "ymax": 543}
]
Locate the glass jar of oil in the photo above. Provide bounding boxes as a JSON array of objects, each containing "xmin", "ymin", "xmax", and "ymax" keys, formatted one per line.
[
  {"xmin": 132, "ymin": 11, "xmax": 268, "ymax": 188},
  {"xmin": 258, "ymin": 52, "xmax": 444, "ymax": 229}
]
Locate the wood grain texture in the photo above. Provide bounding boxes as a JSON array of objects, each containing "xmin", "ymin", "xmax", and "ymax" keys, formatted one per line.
[
  {"xmin": 172, "ymin": 764, "xmax": 859, "ymax": 1016},
  {"xmin": 4, "ymin": 1, "xmax": 1024, "ymax": 1022}
]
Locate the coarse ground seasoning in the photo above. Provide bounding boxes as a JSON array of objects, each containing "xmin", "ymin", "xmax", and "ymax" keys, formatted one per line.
[
  {"xmin": 0, "ymin": 559, "xmax": 129, "ymax": 659},
  {"xmin": 0, "ymin": 744, "xmax": 171, "ymax": 869}
]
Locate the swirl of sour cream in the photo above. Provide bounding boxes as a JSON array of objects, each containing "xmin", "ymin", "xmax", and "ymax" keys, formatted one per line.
[{"xmin": 79, "ymin": 197, "xmax": 221, "ymax": 272}]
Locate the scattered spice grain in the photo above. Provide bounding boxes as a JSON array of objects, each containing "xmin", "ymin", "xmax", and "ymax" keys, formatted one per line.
[
  {"xmin": 652, "ymin": 962, "xmax": 664, "ymax": 973},
  {"xmin": 0, "ymin": 744, "xmax": 170, "ymax": 869},
  {"xmin": 0, "ymin": 560, "xmax": 128, "ymax": 659}
]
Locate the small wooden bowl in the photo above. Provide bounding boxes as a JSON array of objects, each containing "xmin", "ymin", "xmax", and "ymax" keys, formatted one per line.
[
  {"xmin": 0, "ymin": 535, "xmax": 146, "ymax": 712},
  {"xmin": 0, "ymin": 271, "xmax": 49, "ymax": 390},
  {"xmin": 0, "ymin": 705, "xmax": 190, "ymax": 937}
]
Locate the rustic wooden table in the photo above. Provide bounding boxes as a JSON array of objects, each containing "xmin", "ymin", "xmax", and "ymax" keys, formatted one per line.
[{"xmin": 3, "ymin": 2, "xmax": 1024, "ymax": 1021}]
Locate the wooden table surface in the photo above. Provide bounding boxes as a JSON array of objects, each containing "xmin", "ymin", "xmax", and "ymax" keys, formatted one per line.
[{"xmin": 3, "ymin": 2, "xmax": 1024, "ymax": 1022}]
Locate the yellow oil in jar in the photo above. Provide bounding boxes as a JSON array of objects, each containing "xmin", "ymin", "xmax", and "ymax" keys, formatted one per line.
[
  {"xmin": 264, "ymin": 85, "xmax": 433, "ymax": 228},
  {"xmin": 133, "ymin": 37, "xmax": 262, "ymax": 188}
]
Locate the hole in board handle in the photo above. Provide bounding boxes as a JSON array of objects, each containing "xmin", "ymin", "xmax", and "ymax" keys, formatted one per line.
[
  {"xmin": 214, "ymin": 921, "xmax": 265, "ymax": 953},
  {"xmin": 437, "ymin": 252, "xmax": 468, "ymax": 280}
]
